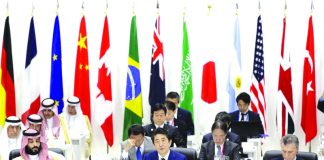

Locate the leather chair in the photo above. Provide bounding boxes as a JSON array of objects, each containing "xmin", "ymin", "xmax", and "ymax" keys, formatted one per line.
[
  {"xmin": 263, "ymin": 150, "xmax": 318, "ymax": 160},
  {"xmin": 144, "ymin": 147, "xmax": 197, "ymax": 160},
  {"xmin": 9, "ymin": 148, "xmax": 64, "ymax": 160}
]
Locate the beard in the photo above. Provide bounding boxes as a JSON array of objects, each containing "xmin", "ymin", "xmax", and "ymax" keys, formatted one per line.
[{"xmin": 25, "ymin": 144, "xmax": 42, "ymax": 155}]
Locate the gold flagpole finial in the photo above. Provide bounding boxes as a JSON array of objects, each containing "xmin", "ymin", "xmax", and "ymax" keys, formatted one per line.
[{"xmin": 208, "ymin": 4, "xmax": 212, "ymax": 16}]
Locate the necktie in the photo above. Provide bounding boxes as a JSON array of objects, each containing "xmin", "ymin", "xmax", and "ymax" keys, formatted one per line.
[
  {"xmin": 240, "ymin": 113, "xmax": 245, "ymax": 121},
  {"xmin": 136, "ymin": 146, "xmax": 141, "ymax": 160},
  {"xmin": 217, "ymin": 145, "xmax": 222, "ymax": 157},
  {"xmin": 161, "ymin": 158, "xmax": 165, "ymax": 160}
]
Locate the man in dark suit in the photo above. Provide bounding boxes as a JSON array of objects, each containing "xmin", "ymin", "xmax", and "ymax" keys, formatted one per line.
[
  {"xmin": 165, "ymin": 101, "xmax": 187, "ymax": 146},
  {"xmin": 144, "ymin": 103, "xmax": 186, "ymax": 148},
  {"xmin": 199, "ymin": 121, "xmax": 241, "ymax": 160},
  {"xmin": 271, "ymin": 134, "xmax": 304, "ymax": 160},
  {"xmin": 317, "ymin": 92, "xmax": 324, "ymax": 113},
  {"xmin": 121, "ymin": 124, "xmax": 155, "ymax": 160},
  {"xmin": 202, "ymin": 111, "xmax": 240, "ymax": 146},
  {"xmin": 144, "ymin": 128, "xmax": 187, "ymax": 160},
  {"xmin": 166, "ymin": 92, "xmax": 194, "ymax": 135},
  {"xmin": 229, "ymin": 92, "xmax": 264, "ymax": 136}
]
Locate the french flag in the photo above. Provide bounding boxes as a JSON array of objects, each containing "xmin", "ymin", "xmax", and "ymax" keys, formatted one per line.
[{"xmin": 21, "ymin": 17, "xmax": 41, "ymax": 124}]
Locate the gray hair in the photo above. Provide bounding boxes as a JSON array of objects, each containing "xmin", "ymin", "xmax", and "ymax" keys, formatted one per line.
[{"xmin": 281, "ymin": 134, "xmax": 299, "ymax": 150}]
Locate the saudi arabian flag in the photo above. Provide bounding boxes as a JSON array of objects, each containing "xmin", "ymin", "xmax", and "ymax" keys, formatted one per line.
[
  {"xmin": 123, "ymin": 15, "xmax": 143, "ymax": 140},
  {"xmin": 180, "ymin": 18, "xmax": 194, "ymax": 120}
]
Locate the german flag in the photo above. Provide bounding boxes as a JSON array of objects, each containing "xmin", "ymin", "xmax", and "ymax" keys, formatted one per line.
[{"xmin": 0, "ymin": 16, "xmax": 16, "ymax": 127}]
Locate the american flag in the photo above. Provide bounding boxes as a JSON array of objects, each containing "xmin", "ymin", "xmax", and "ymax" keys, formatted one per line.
[{"xmin": 250, "ymin": 15, "xmax": 266, "ymax": 131}]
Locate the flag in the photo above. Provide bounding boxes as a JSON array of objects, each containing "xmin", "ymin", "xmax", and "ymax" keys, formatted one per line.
[
  {"xmin": 50, "ymin": 16, "xmax": 64, "ymax": 114},
  {"xmin": 149, "ymin": 15, "xmax": 165, "ymax": 108},
  {"xmin": 301, "ymin": 16, "xmax": 317, "ymax": 143},
  {"xmin": 21, "ymin": 17, "xmax": 41, "ymax": 124},
  {"xmin": 201, "ymin": 61, "xmax": 217, "ymax": 104},
  {"xmin": 123, "ymin": 15, "xmax": 143, "ymax": 140},
  {"xmin": 74, "ymin": 16, "xmax": 91, "ymax": 121},
  {"xmin": 0, "ymin": 16, "xmax": 16, "ymax": 127},
  {"xmin": 250, "ymin": 15, "xmax": 266, "ymax": 131},
  {"xmin": 180, "ymin": 18, "xmax": 194, "ymax": 120},
  {"xmin": 278, "ymin": 17, "xmax": 294, "ymax": 136},
  {"xmin": 227, "ymin": 16, "xmax": 242, "ymax": 112},
  {"xmin": 96, "ymin": 16, "xmax": 114, "ymax": 146}
]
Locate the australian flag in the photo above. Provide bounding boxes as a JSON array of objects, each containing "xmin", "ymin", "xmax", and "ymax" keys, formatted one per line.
[{"xmin": 149, "ymin": 15, "xmax": 165, "ymax": 109}]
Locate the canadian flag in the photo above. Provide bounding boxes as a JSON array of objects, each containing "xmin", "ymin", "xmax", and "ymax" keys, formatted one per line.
[{"xmin": 95, "ymin": 16, "xmax": 114, "ymax": 146}]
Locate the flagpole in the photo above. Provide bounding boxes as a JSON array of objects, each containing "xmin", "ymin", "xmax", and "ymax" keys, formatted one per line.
[
  {"xmin": 235, "ymin": 2, "xmax": 239, "ymax": 16},
  {"xmin": 258, "ymin": 0, "xmax": 261, "ymax": 15},
  {"xmin": 56, "ymin": 0, "xmax": 59, "ymax": 15},
  {"xmin": 284, "ymin": 0, "xmax": 287, "ymax": 18},
  {"xmin": 132, "ymin": 0, "xmax": 135, "ymax": 15},
  {"xmin": 31, "ymin": 0, "xmax": 35, "ymax": 16},
  {"xmin": 6, "ymin": 1, "xmax": 9, "ymax": 16},
  {"xmin": 81, "ymin": 0, "xmax": 85, "ymax": 15},
  {"xmin": 105, "ymin": 0, "xmax": 109, "ymax": 16},
  {"xmin": 156, "ymin": 0, "xmax": 159, "ymax": 15},
  {"xmin": 309, "ymin": 0, "xmax": 314, "ymax": 152},
  {"xmin": 207, "ymin": 3, "xmax": 211, "ymax": 16}
]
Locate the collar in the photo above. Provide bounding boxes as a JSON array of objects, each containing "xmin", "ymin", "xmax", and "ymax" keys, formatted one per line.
[
  {"xmin": 174, "ymin": 108, "xmax": 178, "ymax": 119},
  {"xmin": 28, "ymin": 154, "xmax": 39, "ymax": 160},
  {"xmin": 241, "ymin": 111, "xmax": 248, "ymax": 115},
  {"xmin": 155, "ymin": 124, "xmax": 164, "ymax": 129},
  {"xmin": 285, "ymin": 157, "xmax": 297, "ymax": 160},
  {"xmin": 46, "ymin": 117, "xmax": 53, "ymax": 127},
  {"xmin": 135, "ymin": 143, "xmax": 144, "ymax": 154},
  {"xmin": 214, "ymin": 143, "xmax": 224, "ymax": 155},
  {"xmin": 165, "ymin": 119, "xmax": 174, "ymax": 126},
  {"xmin": 158, "ymin": 149, "xmax": 170, "ymax": 160}
]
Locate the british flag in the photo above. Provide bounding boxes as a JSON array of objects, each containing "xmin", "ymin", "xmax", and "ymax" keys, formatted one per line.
[
  {"xmin": 278, "ymin": 17, "xmax": 294, "ymax": 136},
  {"xmin": 250, "ymin": 15, "xmax": 266, "ymax": 131}
]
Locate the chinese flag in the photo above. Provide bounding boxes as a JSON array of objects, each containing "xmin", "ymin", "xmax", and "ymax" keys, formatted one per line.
[{"xmin": 74, "ymin": 16, "xmax": 91, "ymax": 121}]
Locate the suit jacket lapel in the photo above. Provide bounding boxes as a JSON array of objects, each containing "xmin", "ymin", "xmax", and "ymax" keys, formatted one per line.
[
  {"xmin": 208, "ymin": 141, "xmax": 215, "ymax": 159},
  {"xmin": 223, "ymin": 141, "xmax": 230, "ymax": 156},
  {"xmin": 150, "ymin": 124, "xmax": 157, "ymax": 135},
  {"xmin": 234, "ymin": 111, "xmax": 239, "ymax": 121},
  {"xmin": 177, "ymin": 109, "xmax": 183, "ymax": 119},
  {"xmin": 129, "ymin": 147, "xmax": 136, "ymax": 160},
  {"xmin": 168, "ymin": 150, "xmax": 174, "ymax": 160}
]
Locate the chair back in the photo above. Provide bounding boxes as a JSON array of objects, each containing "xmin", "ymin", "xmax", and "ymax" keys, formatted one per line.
[
  {"xmin": 143, "ymin": 147, "xmax": 197, "ymax": 160},
  {"xmin": 263, "ymin": 150, "xmax": 318, "ymax": 160},
  {"xmin": 9, "ymin": 148, "xmax": 64, "ymax": 160}
]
